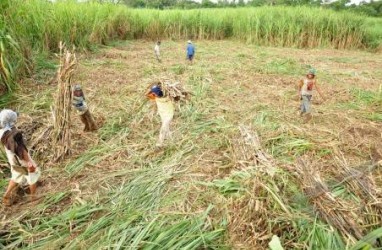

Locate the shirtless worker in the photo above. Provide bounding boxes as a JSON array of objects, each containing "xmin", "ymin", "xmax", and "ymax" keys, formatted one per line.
[{"xmin": 298, "ymin": 69, "xmax": 325, "ymax": 122}]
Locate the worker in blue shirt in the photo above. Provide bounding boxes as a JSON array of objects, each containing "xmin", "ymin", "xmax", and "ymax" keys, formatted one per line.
[{"xmin": 186, "ymin": 40, "xmax": 195, "ymax": 64}]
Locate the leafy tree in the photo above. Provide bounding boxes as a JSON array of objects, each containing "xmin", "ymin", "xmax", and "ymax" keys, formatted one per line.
[
  {"xmin": 118, "ymin": 0, "xmax": 382, "ymax": 16},
  {"xmin": 123, "ymin": 0, "xmax": 146, "ymax": 7},
  {"xmin": 201, "ymin": 0, "xmax": 216, "ymax": 8}
]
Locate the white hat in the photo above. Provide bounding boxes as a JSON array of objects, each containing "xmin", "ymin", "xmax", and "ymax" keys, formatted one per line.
[
  {"xmin": 74, "ymin": 84, "xmax": 82, "ymax": 90},
  {"xmin": 187, "ymin": 40, "xmax": 192, "ymax": 44},
  {"xmin": 0, "ymin": 109, "xmax": 17, "ymax": 131}
]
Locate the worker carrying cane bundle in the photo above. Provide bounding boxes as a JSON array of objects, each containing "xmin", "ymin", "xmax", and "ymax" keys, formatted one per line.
[{"xmin": 146, "ymin": 81, "xmax": 190, "ymax": 147}]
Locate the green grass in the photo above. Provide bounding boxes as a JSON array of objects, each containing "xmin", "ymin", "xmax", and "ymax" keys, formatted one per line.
[
  {"xmin": 64, "ymin": 144, "xmax": 121, "ymax": 175},
  {"xmin": 366, "ymin": 113, "xmax": 382, "ymax": 121},
  {"xmin": 170, "ymin": 64, "xmax": 187, "ymax": 75},
  {"xmin": 351, "ymin": 227, "xmax": 382, "ymax": 250},
  {"xmin": 352, "ymin": 88, "xmax": 382, "ymax": 105},
  {"xmin": 335, "ymin": 88, "xmax": 381, "ymax": 115},
  {"xmin": 364, "ymin": 18, "xmax": 382, "ymax": 50},
  {"xmin": 1, "ymin": 167, "xmax": 225, "ymax": 249},
  {"xmin": 263, "ymin": 58, "xmax": 303, "ymax": 75},
  {"xmin": 0, "ymin": 91, "xmax": 18, "ymax": 109},
  {"xmin": 266, "ymin": 134, "xmax": 314, "ymax": 160}
]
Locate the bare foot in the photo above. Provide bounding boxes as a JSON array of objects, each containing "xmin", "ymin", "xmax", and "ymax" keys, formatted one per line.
[
  {"xmin": 304, "ymin": 114, "xmax": 312, "ymax": 122},
  {"xmin": 2, "ymin": 196, "xmax": 12, "ymax": 206},
  {"xmin": 29, "ymin": 195, "xmax": 37, "ymax": 202}
]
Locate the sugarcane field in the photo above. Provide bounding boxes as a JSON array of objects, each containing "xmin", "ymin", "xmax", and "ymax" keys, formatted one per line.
[{"xmin": 1, "ymin": 1, "xmax": 382, "ymax": 249}]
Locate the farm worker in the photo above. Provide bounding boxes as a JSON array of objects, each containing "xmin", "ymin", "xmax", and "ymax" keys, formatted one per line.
[
  {"xmin": 0, "ymin": 109, "xmax": 41, "ymax": 206},
  {"xmin": 146, "ymin": 84, "xmax": 174, "ymax": 147},
  {"xmin": 298, "ymin": 69, "xmax": 325, "ymax": 122},
  {"xmin": 154, "ymin": 41, "xmax": 161, "ymax": 62},
  {"xmin": 186, "ymin": 40, "xmax": 195, "ymax": 64},
  {"xmin": 72, "ymin": 84, "xmax": 97, "ymax": 131}
]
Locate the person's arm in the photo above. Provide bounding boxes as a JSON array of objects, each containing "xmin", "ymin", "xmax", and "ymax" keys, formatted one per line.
[
  {"xmin": 23, "ymin": 150, "xmax": 36, "ymax": 173},
  {"xmin": 14, "ymin": 132, "xmax": 36, "ymax": 173},
  {"xmin": 297, "ymin": 80, "xmax": 303, "ymax": 99},
  {"xmin": 314, "ymin": 80, "xmax": 325, "ymax": 100},
  {"xmin": 21, "ymin": 147, "xmax": 36, "ymax": 172}
]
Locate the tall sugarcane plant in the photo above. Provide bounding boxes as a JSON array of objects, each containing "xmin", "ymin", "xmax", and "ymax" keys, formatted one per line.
[{"xmin": 0, "ymin": 30, "xmax": 19, "ymax": 93}]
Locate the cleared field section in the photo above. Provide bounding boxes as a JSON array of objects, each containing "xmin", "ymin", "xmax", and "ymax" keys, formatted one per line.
[{"xmin": 1, "ymin": 40, "xmax": 381, "ymax": 249}]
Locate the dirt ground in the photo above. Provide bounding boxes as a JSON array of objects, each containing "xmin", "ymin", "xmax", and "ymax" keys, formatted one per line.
[{"xmin": 1, "ymin": 40, "xmax": 381, "ymax": 248}]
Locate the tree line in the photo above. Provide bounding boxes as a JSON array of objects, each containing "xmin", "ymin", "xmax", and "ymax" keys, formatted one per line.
[{"xmin": 105, "ymin": 0, "xmax": 382, "ymax": 17}]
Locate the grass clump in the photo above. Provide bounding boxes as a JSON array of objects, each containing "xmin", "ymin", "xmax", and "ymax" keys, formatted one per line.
[{"xmin": 2, "ymin": 168, "xmax": 225, "ymax": 249}]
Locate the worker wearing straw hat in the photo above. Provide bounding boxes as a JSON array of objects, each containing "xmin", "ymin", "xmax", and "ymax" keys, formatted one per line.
[
  {"xmin": 186, "ymin": 40, "xmax": 195, "ymax": 64},
  {"xmin": 0, "ymin": 109, "xmax": 41, "ymax": 206},
  {"xmin": 146, "ymin": 84, "xmax": 174, "ymax": 147},
  {"xmin": 298, "ymin": 69, "xmax": 325, "ymax": 122}
]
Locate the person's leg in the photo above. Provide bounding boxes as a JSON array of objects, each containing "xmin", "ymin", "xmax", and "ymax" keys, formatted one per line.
[
  {"xmin": 163, "ymin": 119, "xmax": 171, "ymax": 140},
  {"xmin": 157, "ymin": 124, "xmax": 165, "ymax": 147},
  {"xmin": 157, "ymin": 118, "xmax": 171, "ymax": 147},
  {"xmin": 303, "ymin": 95, "xmax": 312, "ymax": 122},
  {"xmin": 300, "ymin": 96, "xmax": 306, "ymax": 116},
  {"xmin": 29, "ymin": 183, "xmax": 37, "ymax": 201},
  {"xmin": 26, "ymin": 167, "xmax": 41, "ymax": 202},
  {"xmin": 304, "ymin": 113, "xmax": 312, "ymax": 122},
  {"xmin": 89, "ymin": 116, "xmax": 98, "ymax": 131},
  {"xmin": 84, "ymin": 110, "xmax": 97, "ymax": 131},
  {"xmin": 80, "ymin": 113, "xmax": 89, "ymax": 131},
  {"xmin": 3, "ymin": 180, "xmax": 18, "ymax": 206}
]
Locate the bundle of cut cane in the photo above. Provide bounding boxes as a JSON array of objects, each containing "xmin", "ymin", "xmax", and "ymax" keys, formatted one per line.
[
  {"xmin": 296, "ymin": 159, "xmax": 364, "ymax": 241},
  {"xmin": 148, "ymin": 80, "xmax": 191, "ymax": 102},
  {"xmin": 236, "ymin": 125, "xmax": 276, "ymax": 176},
  {"xmin": 334, "ymin": 155, "xmax": 382, "ymax": 226},
  {"xmin": 52, "ymin": 42, "xmax": 76, "ymax": 161}
]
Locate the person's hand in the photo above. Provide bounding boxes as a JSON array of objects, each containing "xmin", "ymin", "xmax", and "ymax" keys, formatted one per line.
[{"xmin": 27, "ymin": 162, "xmax": 36, "ymax": 173}]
